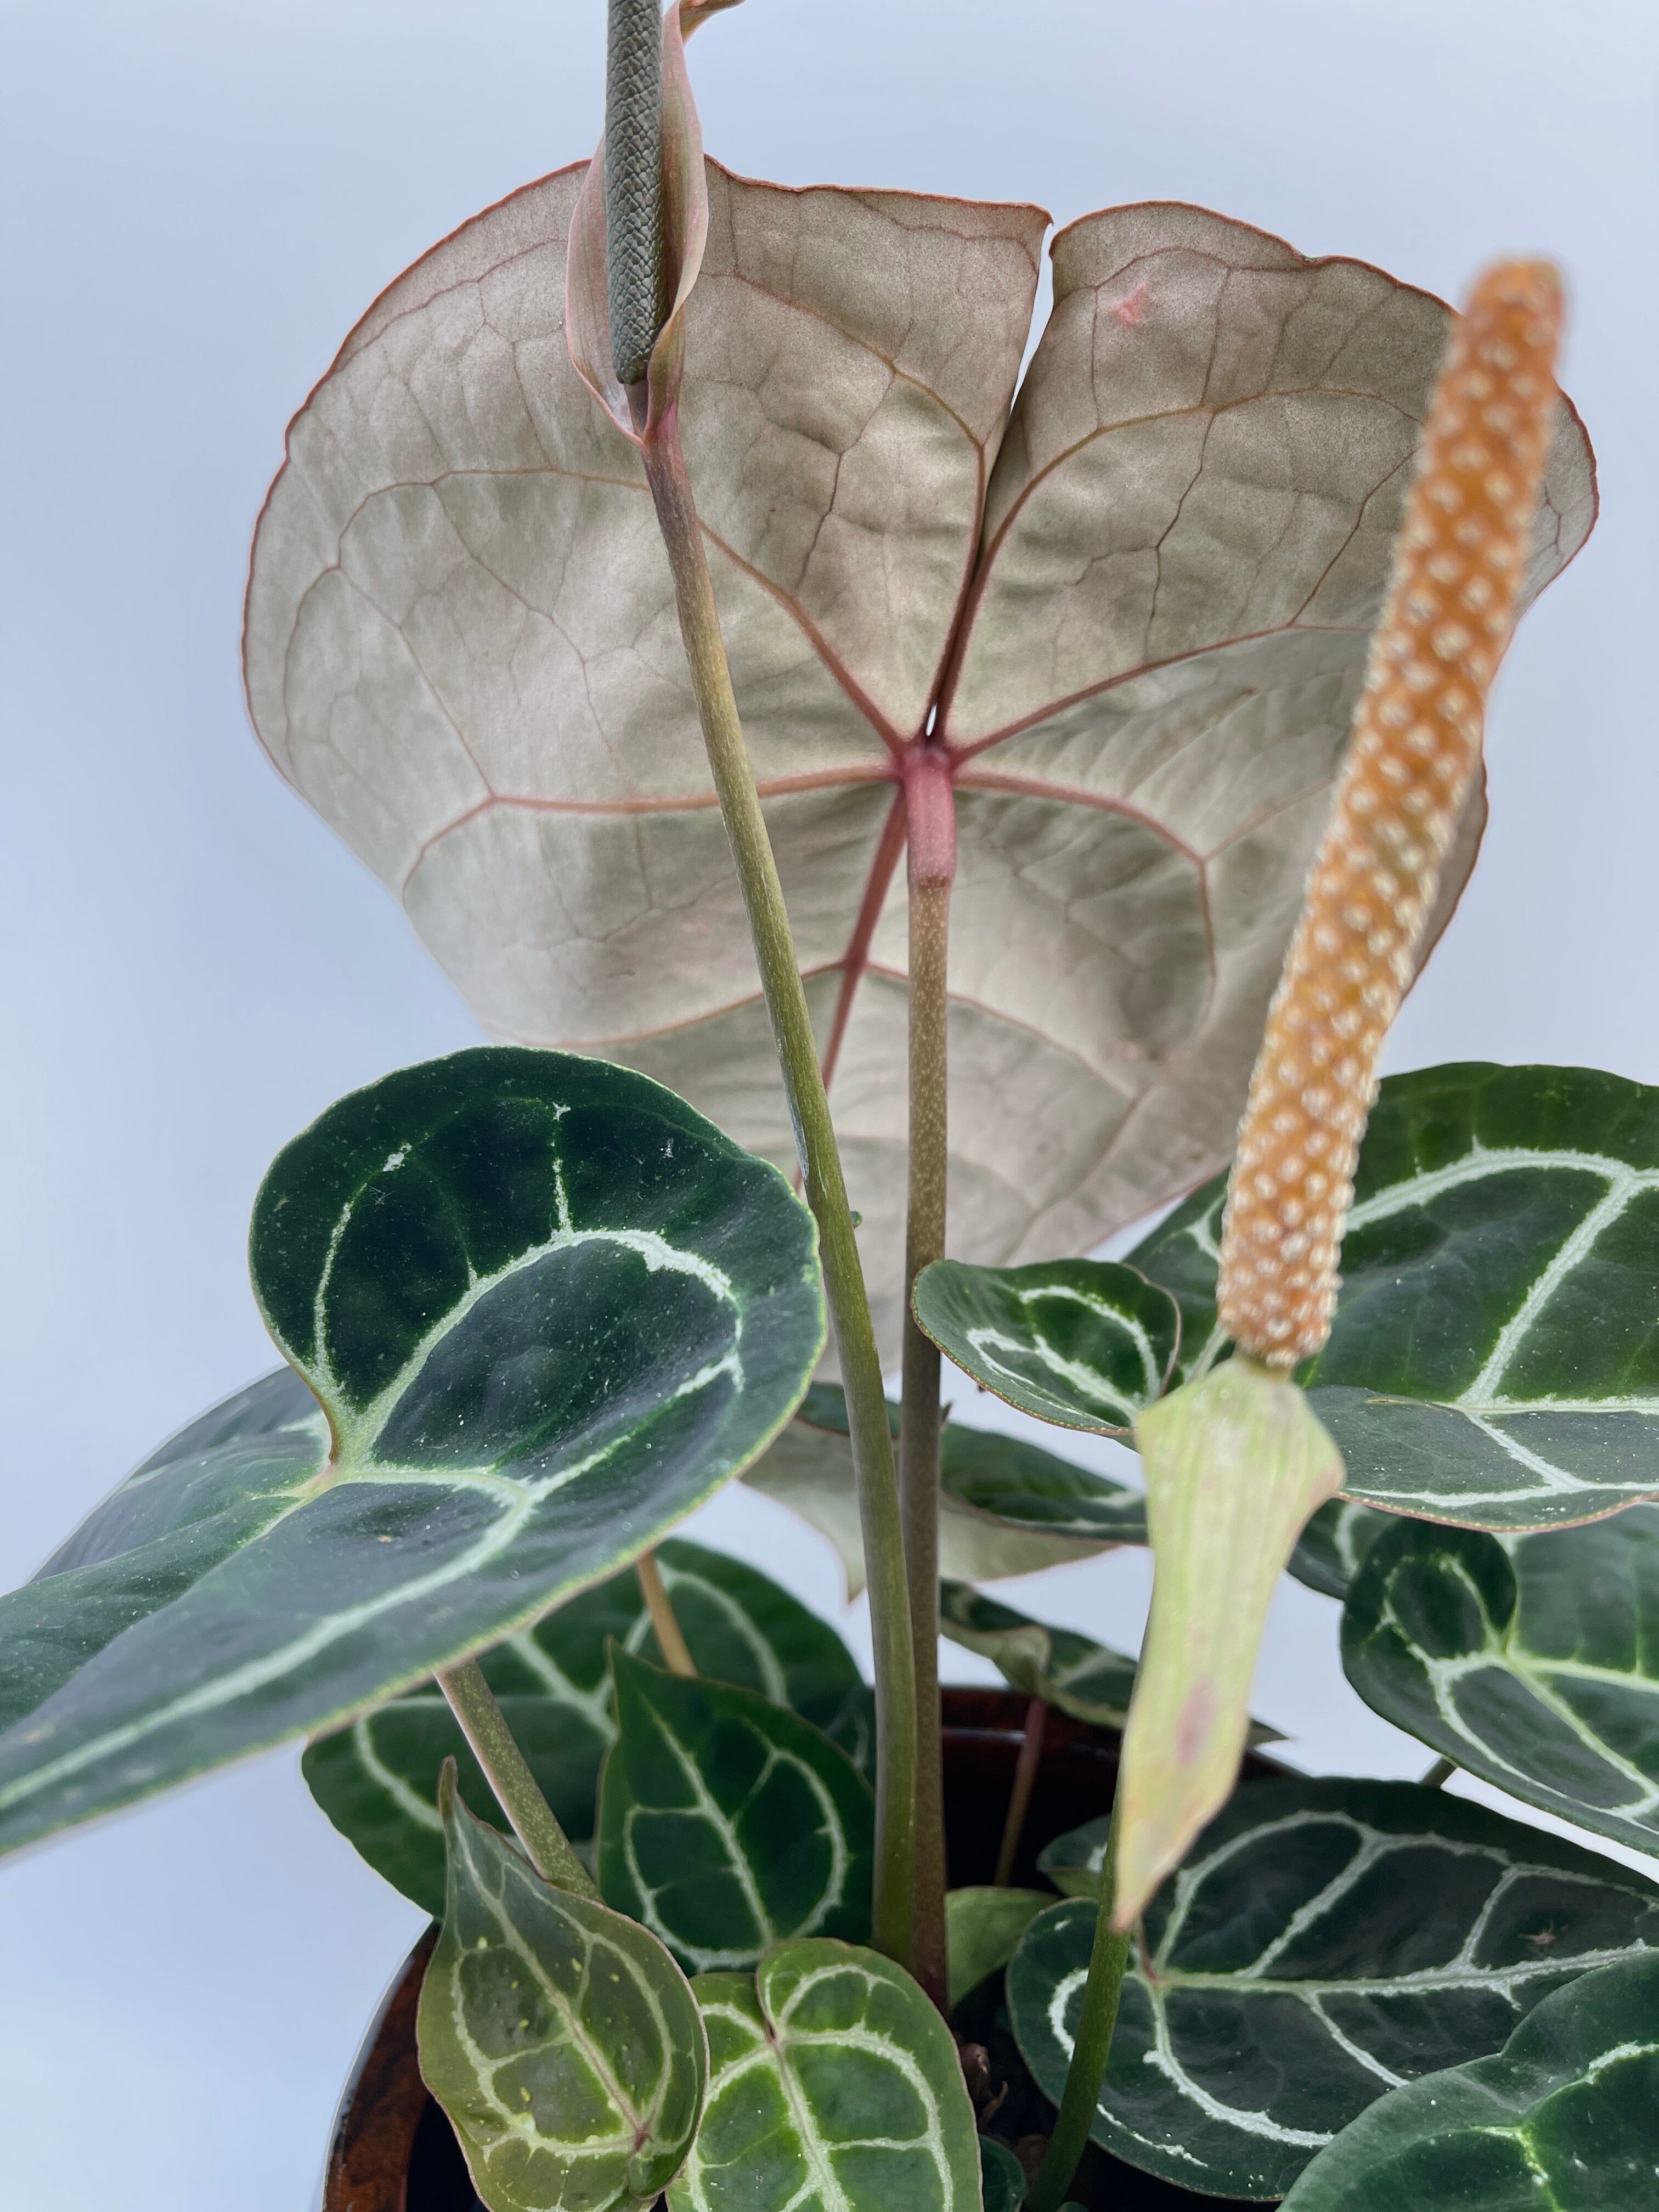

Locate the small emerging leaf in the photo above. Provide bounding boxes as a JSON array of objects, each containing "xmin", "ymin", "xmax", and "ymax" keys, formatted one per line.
[
  {"xmin": 979, "ymin": 2134, "xmax": 1028, "ymax": 2212},
  {"xmin": 911, "ymin": 1258, "xmax": 1179, "ymax": 1434},
  {"xmin": 945, "ymin": 1886, "xmax": 1051, "ymax": 2011},
  {"xmin": 1115, "ymin": 1360, "xmax": 1342, "ymax": 1925},
  {"xmin": 1344, "ymin": 1505, "xmax": 1659, "ymax": 1856},
  {"xmin": 1009, "ymin": 1776, "xmax": 1659, "ymax": 2201},
  {"xmin": 598, "ymin": 1646, "xmax": 874, "ymax": 1972},
  {"xmin": 1278, "ymin": 1951, "xmax": 1659, "ymax": 2210},
  {"xmin": 418, "ymin": 1767, "xmax": 707, "ymax": 2212},
  {"xmin": 668, "ymin": 1940, "xmax": 983, "ymax": 2212}
]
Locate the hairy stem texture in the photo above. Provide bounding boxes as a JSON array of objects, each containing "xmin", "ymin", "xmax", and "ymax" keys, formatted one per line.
[
  {"xmin": 1218, "ymin": 261, "xmax": 1563, "ymax": 1367},
  {"xmin": 641, "ymin": 409, "xmax": 918, "ymax": 1967},
  {"xmin": 435, "ymin": 1659, "xmax": 600, "ymax": 1898},
  {"xmin": 899, "ymin": 744, "xmax": 956, "ymax": 2009}
]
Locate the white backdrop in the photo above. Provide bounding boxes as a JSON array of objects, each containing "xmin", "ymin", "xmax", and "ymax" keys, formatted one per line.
[{"xmin": 1, "ymin": 2, "xmax": 1655, "ymax": 2204}]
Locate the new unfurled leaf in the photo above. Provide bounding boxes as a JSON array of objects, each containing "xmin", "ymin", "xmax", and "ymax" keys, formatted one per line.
[
  {"xmin": 979, "ymin": 2134, "xmax": 1029, "ymax": 2212},
  {"xmin": 1278, "ymin": 1951, "xmax": 1659, "ymax": 2211},
  {"xmin": 597, "ymin": 1646, "xmax": 874, "ymax": 1972},
  {"xmin": 912, "ymin": 1260, "xmax": 1179, "ymax": 1434},
  {"xmin": 945, "ymin": 1885, "xmax": 1051, "ymax": 2011},
  {"xmin": 1114, "ymin": 1360, "xmax": 1343, "ymax": 1925},
  {"xmin": 668, "ymin": 1940, "xmax": 983, "ymax": 2212},
  {"xmin": 1344, "ymin": 1506, "xmax": 1659, "ymax": 1855},
  {"xmin": 244, "ymin": 173, "xmax": 1593, "ymax": 1363},
  {"xmin": 418, "ymin": 1767, "xmax": 707, "ymax": 2212},
  {"xmin": 1008, "ymin": 1776, "xmax": 1659, "ymax": 2200},
  {"xmin": 742, "ymin": 1384, "xmax": 1143, "ymax": 1594},
  {"xmin": 0, "ymin": 1049, "xmax": 822, "ymax": 1859},
  {"xmin": 1133, "ymin": 1063, "xmax": 1659, "ymax": 1530},
  {"xmin": 303, "ymin": 1536, "xmax": 864, "ymax": 1915}
]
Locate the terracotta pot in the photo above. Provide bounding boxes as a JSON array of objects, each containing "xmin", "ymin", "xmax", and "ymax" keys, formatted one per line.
[{"xmin": 321, "ymin": 1686, "xmax": 1277, "ymax": 2210}]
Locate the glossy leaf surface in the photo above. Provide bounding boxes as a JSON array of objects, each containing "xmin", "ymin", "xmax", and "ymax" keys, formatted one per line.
[
  {"xmin": 1279, "ymin": 1951, "xmax": 1659, "ymax": 2211},
  {"xmin": 1132, "ymin": 1064, "xmax": 1659, "ymax": 1530},
  {"xmin": 304, "ymin": 1536, "xmax": 864, "ymax": 1915},
  {"xmin": 1008, "ymin": 1775, "xmax": 1659, "ymax": 2199},
  {"xmin": 1344, "ymin": 1506, "xmax": 1659, "ymax": 1854},
  {"xmin": 1288, "ymin": 1497, "xmax": 1397, "ymax": 1600},
  {"xmin": 246, "ymin": 177, "xmax": 1594, "ymax": 1363},
  {"xmin": 598, "ymin": 1647, "xmax": 873, "ymax": 1973},
  {"xmin": 0, "ymin": 1049, "xmax": 822, "ymax": 1858},
  {"xmin": 945, "ymin": 1886, "xmax": 1051, "ymax": 2011},
  {"xmin": 418, "ymin": 1769, "xmax": 706, "ymax": 2212},
  {"xmin": 912, "ymin": 1259, "xmax": 1179, "ymax": 1434},
  {"xmin": 668, "ymin": 1940, "xmax": 983, "ymax": 2212},
  {"xmin": 743, "ymin": 1384, "xmax": 1142, "ymax": 1594}
]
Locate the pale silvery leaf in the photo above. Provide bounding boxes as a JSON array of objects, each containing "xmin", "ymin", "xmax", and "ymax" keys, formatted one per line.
[{"xmin": 244, "ymin": 170, "xmax": 1594, "ymax": 1362}]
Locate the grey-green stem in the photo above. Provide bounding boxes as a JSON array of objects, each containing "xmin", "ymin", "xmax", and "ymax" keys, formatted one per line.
[
  {"xmin": 435, "ymin": 1659, "xmax": 600, "ymax": 1898},
  {"xmin": 898, "ymin": 747, "xmax": 955, "ymax": 2007},
  {"xmin": 639, "ymin": 406, "xmax": 918, "ymax": 1967},
  {"xmin": 1028, "ymin": 1794, "xmax": 1131, "ymax": 2212}
]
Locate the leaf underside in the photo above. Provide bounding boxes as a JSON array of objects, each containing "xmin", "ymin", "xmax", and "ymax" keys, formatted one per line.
[
  {"xmin": 669, "ymin": 1940, "xmax": 983, "ymax": 2212},
  {"xmin": 244, "ymin": 177, "xmax": 1594, "ymax": 1367},
  {"xmin": 419, "ymin": 1774, "xmax": 707, "ymax": 2212},
  {"xmin": 1344, "ymin": 1504, "xmax": 1659, "ymax": 1857},
  {"xmin": 1132, "ymin": 1063, "xmax": 1659, "ymax": 1531},
  {"xmin": 1007, "ymin": 1775, "xmax": 1659, "ymax": 2199},
  {"xmin": 1278, "ymin": 1951, "xmax": 1659, "ymax": 2210},
  {"xmin": 303, "ymin": 1534, "xmax": 867, "ymax": 1916},
  {"xmin": 0, "ymin": 1048, "xmax": 822, "ymax": 1859}
]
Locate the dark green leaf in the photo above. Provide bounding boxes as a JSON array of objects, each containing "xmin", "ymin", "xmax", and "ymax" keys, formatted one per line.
[
  {"xmin": 939, "ymin": 1583, "xmax": 1136, "ymax": 1730},
  {"xmin": 418, "ymin": 1767, "xmax": 706, "ymax": 2212},
  {"xmin": 1288, "ymin": 1497, "xmax": 1398, "ymax": 1600},
  {"xmin": 946, "ymin": 1887, "xmax": 1052, "ymax": 2011},
  {"xmin": 979, "ymin": 2133, "xmax": 1028, "ymax": 2212},
  {"xmin": 303, "ymin": 1536, "xmax": 864, "ymax": 1915},
  {"xmin": 0, "ymin": 1048, "xmax": 823, "ymax": 1858},
  {"xmin": 1279, "ymin": 1951, "xmax": 1659, "ymax": 2210},
  {"xmin": 668, "ymin": 1940, "xmax": 983, "ymax": 2212},
  {"xmin": 743, "ymin": 1384, "xmax": 1142, "ymax": 1591},
  {"xmin": 1131, "ymin": 1064, "xmax": 1659, "ymax": 1530},
  {"xmin": 1344, "ymin": 1506, "xmax": 1659, "ymax": 1854},
  {"xmin": 598, "ymin": 1646, "xmax": 874, "ymax": 1973},
  {"xmin": 912, "ymin": 1259, "xmax": 1180, "ymax": 1434},
  {"xmin": 1008, "ymin": 1775, "xmax": 1659, "ymax": 2199}
]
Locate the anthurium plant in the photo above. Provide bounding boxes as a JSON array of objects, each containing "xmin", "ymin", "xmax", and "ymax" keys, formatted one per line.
[{"xmin": 6, "ymin": 4, "xmax": 1656, "ymax": 2210}]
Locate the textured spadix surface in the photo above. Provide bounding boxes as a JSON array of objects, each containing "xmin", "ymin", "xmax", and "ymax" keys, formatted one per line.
[
  {"xmin": 244, "ymin": 176, "xmax": 1594, "ymax": 1360},
  {"xmin": 0, "ymin": 1049, "xmax": 822, "ymax": 1858}
]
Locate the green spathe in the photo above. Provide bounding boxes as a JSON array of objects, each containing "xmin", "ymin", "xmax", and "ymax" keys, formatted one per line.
[
  {"xmin": 418, "ymin": 1765, "xmax": 707, "ymax": 2212},
  {"xmin": 1115, "ymin": 1358, "xmax": 1342, "ymax": 1925}
]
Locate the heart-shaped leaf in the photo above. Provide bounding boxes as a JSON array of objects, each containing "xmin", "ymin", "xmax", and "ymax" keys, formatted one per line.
[
  {"xmin": 667, "ymin": 1940, "xmax": 983, "ymax": 2212},
  {"xmin": 1278, "ymin": 1951, "xmax": 1659, "ymax": 2211},
  {"xmin": 912, "ymin": 1260, "xmax": 1180, "ymax": 1434},
  {"xmin": 1288, "ymin": 1497, "xmax": 1398, "ymax": 1600},
  {"xmin": 245, "ymin": 168, "xmax": 1594, "ymax": 1364},
  {"xmin": 945, "ymin": 1885, "xmax": 1051, "ymax": 2011},
  {"xmin": 1344, "ymin": 1506, "xmax": 1659, "ymax": 1854},
  {"xmin": 1131, "ymin": 1063, "xmax": 1659, "ymax": 1530},
  {"xmin": 303, "ymin": 1535, "xmax": 865, "ymax": 1915},
  {"xmin": 418, "ymin": 1765, "xmax": 707, "ymax": 2212},
  {"xmin": 742, "ymin": 1383, "xmax": 1143, "ymax": 1594},
  {"xmin": 0, "ymin": 1048, "xmax": 822, "ymax": 1859},
  {"xmin": 1007, "ymin": 1775, "xmax": 1659, "ymax": 2200},
  {"xmin": 597, "ymin": 1645, "xmax": 874, "ymax": 1973}
]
